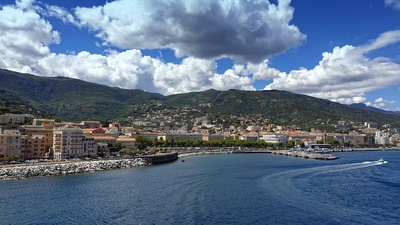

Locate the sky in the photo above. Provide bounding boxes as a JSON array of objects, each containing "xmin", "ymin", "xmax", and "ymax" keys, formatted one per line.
[{"xmin": 1, "ymin": 0, "xmax": 400, "ymax": 111}]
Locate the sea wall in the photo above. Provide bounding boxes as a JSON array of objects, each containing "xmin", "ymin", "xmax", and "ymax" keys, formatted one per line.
[
  {"xmin": 0, "ymin": 158, "xmax": 147, "ymax": 180},
  {"xmin": 179, "ymin": 149, "xmax": 234, "ymax": 157}
]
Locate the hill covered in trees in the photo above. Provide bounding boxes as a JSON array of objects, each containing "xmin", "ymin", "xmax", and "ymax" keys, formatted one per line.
[{"xmin": 1, "ymin": 68, "xmax": 400, "ymax": 130}]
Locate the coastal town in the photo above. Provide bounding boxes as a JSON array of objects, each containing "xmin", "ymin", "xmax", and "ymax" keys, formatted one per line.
[{"xmin": 1, "ymin": 110, "xmax": 399, "ymax": 163}]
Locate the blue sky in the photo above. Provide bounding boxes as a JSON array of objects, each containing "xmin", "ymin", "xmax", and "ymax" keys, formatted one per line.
[{"xmin": 1, "ymin": 0, "xmax": 400, "ymax": 111}]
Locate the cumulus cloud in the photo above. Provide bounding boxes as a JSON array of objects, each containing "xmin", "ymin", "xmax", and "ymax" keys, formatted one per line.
[
  {"xmin": 2, "ymin": 0, "xmax": 400, "ymax": 107},
  {"xmin": 0, "ymin": 1, "xmax": 60, "ymax": 71},
  {"xmin": 385, "ymin": 0, "xmax": 400, "ymax": 10},
  {"xmin": 0, "ymin": 0, "xmax": 262, "ymax": 95},
  {"xmin": 366, "ymin": 97, "xmax": 396, "ymax": 109},
  {"xmin": 265, "ymin": 30, "xmax": 400, "ymax": 104},
  {"xmin": 73, "ymin": 0, "xmax": 305, "ymax": 63}
]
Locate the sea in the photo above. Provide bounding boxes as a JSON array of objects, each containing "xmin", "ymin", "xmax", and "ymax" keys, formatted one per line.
[{"xmin": 1, "ymin": 150, "xmax": 399, "ymax": 225}]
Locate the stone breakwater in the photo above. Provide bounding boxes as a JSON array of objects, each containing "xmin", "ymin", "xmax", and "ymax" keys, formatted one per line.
[
  {"xmin": 0, "ymin": 159, "xmax": 147, "ymax": 180},
  {"xmin": 179, "ymin": 149, "xmax": 233, "ymax": 158}
]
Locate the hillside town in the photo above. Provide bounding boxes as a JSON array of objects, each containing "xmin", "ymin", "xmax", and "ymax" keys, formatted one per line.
[{"xmin": 1, "ymin": 111, "xmax": 399, "ymax": 162}]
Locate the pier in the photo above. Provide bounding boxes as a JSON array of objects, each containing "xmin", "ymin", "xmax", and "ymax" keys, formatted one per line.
[
  {"xmin": 233, "ymin": 149, "xmax": 338, "ymax": 160},
  {"xmin": 135, "ymin": 152, "xmax": 179, "ymax": 164},
  {"xmin": 270, "ymin": 150, "xmax": 338, "ymax": 160}
]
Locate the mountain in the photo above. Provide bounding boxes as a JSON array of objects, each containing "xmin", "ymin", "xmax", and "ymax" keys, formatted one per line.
[
  {"xmin": 0, "ymin": 69, "xmax": 165, "ymax": 121},
  {"xmin": 350, "ymin": 103, "xmax": 400, "ymax": 116},
  {"xmin": 1, "ymin": 68, "xmax": 400, "ymax": 129}
]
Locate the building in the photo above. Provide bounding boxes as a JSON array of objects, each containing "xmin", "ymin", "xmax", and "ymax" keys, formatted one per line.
[
  {"xmin": 157, "ymin": 133, "xmax": 202, "ymax": 141},
  {"xmin": 21, "ymin": 135, "xmax": 46, "ymax": 159},
  {"xmin": 20, "ymin": 125, "xmax": 53, "ymax": 157},
  {"xmin": 32, "ymin": 119, "xmax": 56, "ymax": 127},
  {"xmin": 0, "ymin": 114, "xmax": 11, "ymax": 124},
  {"xmin": 82, "ymin": 135, "xmax": 97, "ymax": 157},
  {"xmin": 365, "ymin": 122, "xmax": 377, "ymax": 129},
  {"xmin": 116, "ymin": 137, "xmax": 135, "ymax": 149},
  {"xmin": 0, "ymin": 130, "xmax": 21, "ymax": 158},
  {"xmin": 92, "ymin": 136, "xmax": 117, "ymax": 145},
  {"xmin": 262, "ymin": 133, "xmax": 288, "ymax": 146},
  {"xmin": 375, "ymin": 130, "xmax": 390, "ymax": 145},
  {"xmin": 52, "ymin": 125, "xmax": 83, "ymax": 160},
  {"xmin": 240, "ymin": 135, "xmax": 259, "ymax": 141},
  {"xmin": 202, "ymin": 134, "xmax": 225, "ymax": 141},
  {"xmin": 79, "ymin": 121, "xmax": 101, "ymax": 129}
]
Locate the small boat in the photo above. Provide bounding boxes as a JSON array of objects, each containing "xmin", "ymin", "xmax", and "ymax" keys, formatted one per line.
[{"xmin": 377, "ymin": 158, "xmax": 385, "ymax": 164}]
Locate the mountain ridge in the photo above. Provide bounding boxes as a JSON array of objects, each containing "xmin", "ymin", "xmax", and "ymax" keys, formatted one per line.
[{"xmin": 1, "ymin": 68, "xmax": 400, "ymax": 129}]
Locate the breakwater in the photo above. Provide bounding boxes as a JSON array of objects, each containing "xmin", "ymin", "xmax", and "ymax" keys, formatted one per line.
[
  {"xmin": 136, "ymin": 152, "xmax": 179, "ymax": 164},
  {"xmin": 178, "ymin": 149, "xmax": 234, "ymax": 157},
  {"xmin": 0, "ymin": 158, "xmax": 147, "ymax": 180},
  {"xmin": 270, "ymin": 150, "xmax": 338, "ymax": 160}
]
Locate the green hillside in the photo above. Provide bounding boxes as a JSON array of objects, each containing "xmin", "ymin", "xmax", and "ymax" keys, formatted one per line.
[{"xmin": 1, "ymin": 69, "xmax": 400, "ymax": 129}]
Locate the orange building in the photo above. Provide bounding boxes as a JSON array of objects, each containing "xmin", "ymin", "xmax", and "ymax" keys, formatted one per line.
[{"xmin": 21, "ymin": 135, "xmax": 46, "ymax": 159}]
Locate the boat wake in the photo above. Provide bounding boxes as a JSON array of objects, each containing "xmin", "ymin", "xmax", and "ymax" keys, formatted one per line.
[{"xmin": 261, "ymin": 161, "xmax": 386, "ymax": 224}]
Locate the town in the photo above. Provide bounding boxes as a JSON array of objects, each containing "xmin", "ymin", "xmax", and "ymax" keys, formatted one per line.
[{"xmin": 1, "ymin": 109, "xmax": 399, "ymax": 163}]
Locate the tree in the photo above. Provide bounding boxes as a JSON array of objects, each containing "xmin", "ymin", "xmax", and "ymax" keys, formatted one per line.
[
  {"xmin": 328, "ymin": 139, "xmax": 340, "ymax": 147},
  {"xmin": 110, "ymin": 142, "xmax": 125, "ymax": 152},
  {"xmin": 134, "ymin": 135, "xmax": 153, "ymax": 150},
  {"xmin": 287, "ymin": 140, "xmax": 295, "ymax": 148},
  {"xmin": 299, "ymin": 141, "xmax": 305, "ymax": 148}
]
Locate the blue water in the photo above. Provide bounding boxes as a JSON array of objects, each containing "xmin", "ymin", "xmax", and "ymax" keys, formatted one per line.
[{"xmin": 1, "ymin": 151, "xmax": 400, "ymax": 225}]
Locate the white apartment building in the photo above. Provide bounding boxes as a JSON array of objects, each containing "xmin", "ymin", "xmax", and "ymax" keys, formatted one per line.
[
  {"xmin": 82, "ymin": 135, "xmax": 97, "ymax": 157},
  {"xmin": 53, "ymin": 125, "xmax": 83, "ymax": 160},
  {"xmin": 262, "ymin": 133, "xmax": 288, "ymax": 146},
  {"xmin": 375, "ymin": 130, "xmax": 390, "ymax": 145}
]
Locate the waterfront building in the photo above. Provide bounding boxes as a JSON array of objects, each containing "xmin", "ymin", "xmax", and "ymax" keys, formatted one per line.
[
  {"xmin": 0, "ymin": 130, "xmax": 21, "ymax": 158},
  {"xmin": 52, "ymin": 125, "xmax": 83, "ymax": 160},
  {"xmin": 116, "ymin": 137, "xmax": 135, "ymax": 149},
  {"xmin": 375, "ymin": 130, "xmax": 390, "ymax": 145},
  {"xmin": 82, "ymin": 135, "xmax": 97, "ymax": 157},
  {"xmin": 262, "ymin": 133, "xmax": 288, "ymax": 146},
  {"xmin": 286, "ymin": 131, "xmax": 321, "ymax": 146},
  {"xmin": 96, "ymin": 142, "xmax": 109, "ymax": 156},
  {"xmin": 21, "ymin": 135, "xmax": 46, "ymax": 159},
  {"xmin": 20, "ymin": 125, "xmax": 53, "ymax": 157}
]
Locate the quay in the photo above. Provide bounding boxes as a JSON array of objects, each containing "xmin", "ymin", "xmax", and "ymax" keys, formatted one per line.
[
  {"xmin": 269, "ymin": 150, "xmax": 338, "ymax": 160},
  {"xmin": 233, "ymin": 149, "xmax": 338, "ymax": 160},
  {"xmin": 135, "ymin": 152, "xmax": 179, "ymax": 165}
]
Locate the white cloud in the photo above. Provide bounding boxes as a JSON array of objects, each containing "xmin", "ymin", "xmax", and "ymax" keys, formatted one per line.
[
  {"xmin": 2, "ymin": 0, "xmax": 400, "ymax": 107},
  {"xmin": 73, "ymin": 0, "xmax": 306, "ymax": 63},
  {"xmin": 368, "ymin": 97, "xmax": 396, "ymax": 109},
  {"xmin": 0, "ymin": 1, "xmax": 60, "ymax": 71},
  {"xmin": 265, "ymin": 30, "xmax": 400, "ymax": 104},
  {"xmin": 385, "ymin": 0, "xmax": 400, "ymax": 10},
  {"xmin": 40, "ymin": 4, "xmax": 77, "ymax": 25},
  {"xmin": 0, "ymin": 0, "xmax": 263, "ymax": 95}
]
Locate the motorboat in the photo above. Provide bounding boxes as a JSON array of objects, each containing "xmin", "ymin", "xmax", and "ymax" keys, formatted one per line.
[{"xmin": 377, "ymin": 158, "xmax": 385, "ymax": 164}]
